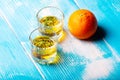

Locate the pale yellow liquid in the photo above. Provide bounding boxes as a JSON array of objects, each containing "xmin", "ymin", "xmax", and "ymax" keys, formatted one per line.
[
  {"xmin": 40, "ymin": 16, "xmax": 63, "ymax": 40},
  {"xmin": 32, "ymin": 36, "xmax": 57, "ymax": 64}
]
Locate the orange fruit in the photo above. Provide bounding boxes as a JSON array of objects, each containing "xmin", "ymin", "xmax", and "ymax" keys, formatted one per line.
[{"xmin": 68, "ymin": 9, "xmax": 97, "ymax": 39}]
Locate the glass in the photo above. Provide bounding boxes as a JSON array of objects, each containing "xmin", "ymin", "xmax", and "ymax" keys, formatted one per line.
[
  {"xmin": 29, "ymin": 28, "xmax": 58, "ymax": 64},
  {"xmin": 36, "ymin": 6, "xmax": 64, "ymax": 42}
]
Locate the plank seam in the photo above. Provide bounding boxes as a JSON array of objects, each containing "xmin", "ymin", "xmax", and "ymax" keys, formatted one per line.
[
  {"xmin": 0, "ymin": 9, "xmax": 46, "ymax": 80},
  {"xmin": 73, "ymin": 0, "xmax": 80, "ymax": 8}
]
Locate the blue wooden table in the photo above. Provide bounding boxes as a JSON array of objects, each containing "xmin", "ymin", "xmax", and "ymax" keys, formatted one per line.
[{"xmin": 0, "ymin": 0, "xmax": 120, "ymax": 80}]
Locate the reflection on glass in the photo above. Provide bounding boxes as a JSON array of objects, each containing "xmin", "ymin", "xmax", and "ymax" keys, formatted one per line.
[{"xmin": 29, "ymin": 28, "xmax": 58, "ymax": 64}]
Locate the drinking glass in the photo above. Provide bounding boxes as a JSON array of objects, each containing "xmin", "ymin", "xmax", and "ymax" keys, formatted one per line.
[
  {"xmin": 36, "ymin": 6, "xmax": 64, "ymax": 42},
  {"xmin": 29, "ymin": 28, "xmax": 58, "ymax": 64}
]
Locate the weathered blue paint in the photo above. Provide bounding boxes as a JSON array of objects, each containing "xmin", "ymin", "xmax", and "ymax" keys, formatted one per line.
[
  {"xmin": 0, "ymin": 17, "xmax": 43, "ymax": 80},
  {"xmin": 0, "ymin": 0, "xmax": 120, "ymax": 80}
]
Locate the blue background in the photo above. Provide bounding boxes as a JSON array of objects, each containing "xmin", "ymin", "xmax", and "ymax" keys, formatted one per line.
[{"xmin": 0, "ymin": 0, "xmax": 120, "ymax": 80}]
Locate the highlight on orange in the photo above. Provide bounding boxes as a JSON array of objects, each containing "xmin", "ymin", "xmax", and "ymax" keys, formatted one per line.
[{"xmin": 68, "ymin": 9, "xmax": 97, "ymax": 39}]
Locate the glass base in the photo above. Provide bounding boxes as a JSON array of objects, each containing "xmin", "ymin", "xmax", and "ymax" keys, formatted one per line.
[{"xmin": 32, "ymin": 52, "xmax": 59, "ymax": 64}]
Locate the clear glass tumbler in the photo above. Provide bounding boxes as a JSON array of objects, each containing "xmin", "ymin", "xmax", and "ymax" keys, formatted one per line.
[
  {"xmin": 36, "ymin": 6, "xmax": 64, "ymax": 42},
  {"xmin": 29, "ymin": 28, "xmax": 58, "ymax": 64}
]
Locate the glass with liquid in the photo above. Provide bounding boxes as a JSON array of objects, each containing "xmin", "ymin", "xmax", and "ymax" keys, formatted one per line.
[
  {"xmin": 36, "ymin": 6, "xmax": 64, "ymax": 42},
  {"xmin": 29, "ymin": 28, "xmax": 58, "ymax": 64}
]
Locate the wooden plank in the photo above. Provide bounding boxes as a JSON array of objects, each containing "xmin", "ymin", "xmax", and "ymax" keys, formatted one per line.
[
  {"xmin": 0, "ymin": 15, "xmax": 43, "ymax": 79},
  {"xmin": 0, "ymin": 0, "xmax": 120, "ymax": 80}
]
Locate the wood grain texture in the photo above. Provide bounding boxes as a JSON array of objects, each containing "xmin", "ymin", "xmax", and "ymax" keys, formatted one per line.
[
  {"xmin": 0, "ymin": 16, "xmax": 43, "ymax": 79},
  {"xmin": 0, "ymin": 0, "xmax": 120, "ymax": 80}
]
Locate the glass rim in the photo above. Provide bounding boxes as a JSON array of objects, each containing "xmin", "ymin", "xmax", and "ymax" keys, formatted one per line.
[
  {"xmin": 29, "ymin": 28, "xmax": 39, "ymax": 43},
  {"xmin": 36, "ymin": 6, "xmax": 64, "ymax": 21}
]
